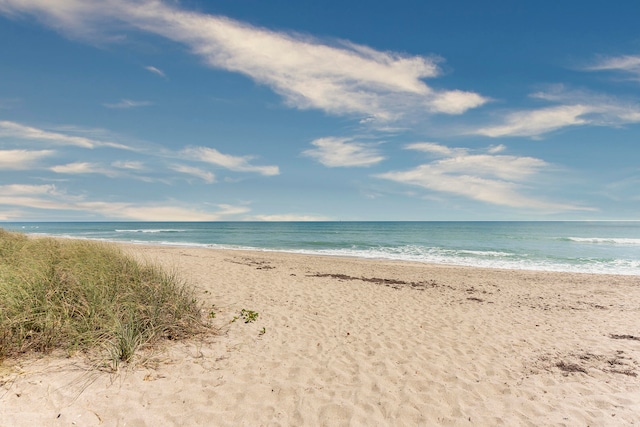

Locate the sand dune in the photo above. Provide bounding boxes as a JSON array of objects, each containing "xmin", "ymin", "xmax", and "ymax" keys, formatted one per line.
[{"xmin": 2, "ymin": 245, "xmax": 640, "ymax": 426}]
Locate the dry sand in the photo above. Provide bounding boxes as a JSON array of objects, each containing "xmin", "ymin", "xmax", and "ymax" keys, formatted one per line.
[{"xmin": 2, "ymin": 244, "xmax": 640, "ymax": 426}]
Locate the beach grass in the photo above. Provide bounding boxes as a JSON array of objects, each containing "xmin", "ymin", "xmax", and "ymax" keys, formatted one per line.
[{"xmin": 0, "ymin": 229, "xmax": 206, "ymax": 368}]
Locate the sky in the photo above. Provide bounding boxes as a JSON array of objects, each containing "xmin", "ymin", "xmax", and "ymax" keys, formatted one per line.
[{"xmin": 0, "ymin": 0, "xmax": 639, "ymax": 221}]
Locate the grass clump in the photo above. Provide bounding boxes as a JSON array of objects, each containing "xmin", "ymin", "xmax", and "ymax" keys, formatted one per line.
[{"xmin": 0, "ymin": 229, "xmax": 206, "ymax": 368}]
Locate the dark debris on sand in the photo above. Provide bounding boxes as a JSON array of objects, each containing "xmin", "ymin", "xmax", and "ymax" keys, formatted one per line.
[{"xmin": 308, "ymin": 273, "xmax": 440, "ymax": 291}]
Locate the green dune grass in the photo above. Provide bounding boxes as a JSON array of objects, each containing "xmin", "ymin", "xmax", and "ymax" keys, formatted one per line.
[{"xmin": 0, "ymin": 229, "xmax": 206, "ymax": 368}]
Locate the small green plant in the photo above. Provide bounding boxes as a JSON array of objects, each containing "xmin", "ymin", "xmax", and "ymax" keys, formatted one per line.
[
  {"xmin": 231, "ymin": 309, "xmax": 259, "ymax": 324},
  {"xmin": 240, "ymin": 309, "xmax": 259, "ymax": 323},
  {"xmin": 259, "ymin": 327, "xmax": 266, "ymax": 336}
]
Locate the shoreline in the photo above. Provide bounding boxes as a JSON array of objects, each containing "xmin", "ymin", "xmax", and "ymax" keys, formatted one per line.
[
  {"xmin": 5, "ymin": 220, "xmax": 639, "ymax": 276},
  {"xmin": 2, "ymin": 243, "xmax": 640, "ymax": 425},
  {"xmin": 18, "ymin": 231, "xmax": 640, "ymax": 276}
]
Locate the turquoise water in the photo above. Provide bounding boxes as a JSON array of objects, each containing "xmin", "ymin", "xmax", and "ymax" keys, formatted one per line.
[{"xmin": 2, "ymin": 221, "xmax": 640, "ymax": 275}]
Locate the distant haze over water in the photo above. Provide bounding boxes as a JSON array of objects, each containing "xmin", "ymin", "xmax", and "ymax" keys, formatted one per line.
[{"xmin": 3, "ymin": 221, "xmax": 639, "ymax": 276}]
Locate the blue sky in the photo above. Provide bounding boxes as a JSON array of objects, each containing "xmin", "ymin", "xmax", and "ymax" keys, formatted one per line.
[{"xmin": 0, "ymin": 0, "xmax": 639, "ymax": 221}]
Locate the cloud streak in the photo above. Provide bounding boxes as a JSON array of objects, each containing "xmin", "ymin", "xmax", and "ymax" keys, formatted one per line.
[
  {"xmin": 1, "ymin": 117, "xmax": 280, "ymax": 184},
  {"xmin": 50, "ymin": 162, "xmax": 124, "ymax": 178},
  {"xmin": 112, "ymin": 160, "xmax": 145, "ymax": 170},
  {"xmin": 473, "ymin": 87, "xmax": 640, "ymax": 138},
  {"xmin": 0, "ymin": 0, "xmax": 488, "ymax": 122},
  {"xmin": 475, "ymin": 105, "xmax": 591, "ymax": 137},
  {"xmin": 377, "ymin": 143, "xmax": 592, "ymax": 212},
  {"xmin": 144, "ymin": 65, "xmax": 165, "ymax": 77},
  {"xmin": 170, "ymin": 164, "xmax": 216, "ymax": 183},
  {"xmin": 303, "ymin": 137, "xmax": 385, "ymax": 167},
  {"xmin": 182, "ymin": 146, "xmax": 279, "ymax": 176},
  {"xmin": 0, "ymin": 149, "xmax": 54, "ymax": 169},
  {"xmin": 0, "ymin": 120, "xmax": 134, "ymax": 150},
  {"xmin": 586, "ymin": 55, "xmax": 640, "ymax": 80},
  {"xmin": 0, "ymin": 183, "xmax": 249, "ymax": 220}
]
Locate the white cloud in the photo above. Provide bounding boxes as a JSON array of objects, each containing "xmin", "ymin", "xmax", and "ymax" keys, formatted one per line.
[
  {"xmin": 103, "ymin": 99, "xmax": 152, "ymax": 109},
  {"xmin": 0, "ymin": 182, "xmax": 250, "ymax": 220},
  {"xmin": 475, "ymin": 105, "xmax": 591, "ymax": 137},
  {"xmin": 144, "ymin": 65, "xmax": 165, "ymax": 77},
  {"xmin": 430, "ymin": 90, "xmax": 488, "ymax": 114},
  {"xmin": 51, "ymin": 162, "xmax": 123, "ymax": 178},
  {"xmin": 112, "ymin": 160, "xmax": 144, "ymax": 170},
  {"xmin": 303, "ymin": 137, "xmax": 385, "ymax": 167},
  {"xmin": 214, "ymin": 204, "xmax": 252, "ymax": 217},
  {"xmin": 586, "ymin": 55, "xmax": 640, "ymax": 79},
  {"xmin": 473, "ymin": 86, "xmax": 640, "ymax": 138},
  {"xmin": 0, "ymin": 149, "xmax": 54, "ymax": 169},
  {"xmin": 404, "ymin": 142, "xmax": 466, "ymax": 157},
  {"xmin": 1, "ymin": 118, "xmax": 278, "ymax": 179},
  {"xmin": 475, "ymin": 103, "xmax": 640, "ymax": 138},
  {"xmin": 170, "ymin": 164, "xmax": 216, "ymax": 183},
  {"xmin": 182, "ymin": 146, "xmax": 279, "ymax": 176},
  {"xmin": 0, "ymin": 183, "xmax": 61, "ymax": 196},
  {"xmin": 406, "ymin": 142, "xmax": 546, "ymax": 180},
  {"xmin": 51, "ymin": 161, "xmax": 163, "ymax": 181},
  {"xmin": 0, "ymin": 184, "xmax": 77, "ymax": 212},
  {"xmin": 377, "ymin": 143, "xmax": 592, "ymax": 212},
  {"xmin": 0, "ymin": 120, "xmax": 133, "ymax": 150},
  {"xmin": 0, "ymin": 209, "xmax": 23, "ymax": 220},
  {"xmin": 0, "ymin": 0, "xmax": 488, "ymax": 121},
  {"xmin": 51, "ymin": 162, "xmax": 98, "ymax": 174},
  {"xmin": 0, "ymin": 196, "xmax": 72, "ymax": 212},
  {"xmin": 429, "ymin": 154, "xmax": 548, "ymax": 181},
  {"xmin": 487, "ymin": 144, "xmax": 506, "ymax": 154},
  {"xmin": 114, "ymin": 204, "xmax": 249, "ymax": 221}
]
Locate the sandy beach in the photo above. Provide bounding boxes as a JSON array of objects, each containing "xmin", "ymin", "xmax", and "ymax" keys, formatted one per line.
[{"xmin": 2, "ymin": 244, "xmax": 640, "ymax": 426}]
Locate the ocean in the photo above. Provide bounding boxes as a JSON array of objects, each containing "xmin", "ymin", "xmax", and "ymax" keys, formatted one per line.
[{"xmin": 2, "ymin": 221, "xmax": 639, "ymax": 276}]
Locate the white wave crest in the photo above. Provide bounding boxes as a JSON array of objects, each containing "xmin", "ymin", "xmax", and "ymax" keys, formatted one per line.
[
  {"xmin": 567, "ymin": 237, "xmax": 640, "ymax": 245},
  {"xmin": 115, "ymin": 229, "xmax": 186, "ymax": 233}
]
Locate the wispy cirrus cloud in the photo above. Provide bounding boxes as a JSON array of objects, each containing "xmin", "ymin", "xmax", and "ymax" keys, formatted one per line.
[
  {"xmin": 0, "ymin": 149, "xmax": 54, "ymax": 169},
  {"xmin": 103, "ymin": 99, "xmax": 153, "ymax": 109},
  {"xmin": 0, "ymin": 210, "xmax": 23, "ymax": 220},
  {"xmin": 0, "ymin": 183, "xmax": 62, "ymax": 197},
  {"xmin": 1, "ymin": 117, "xmax": 279, "ymax": 184},
  {"xmin": 50, "ymin": 162, "xmax": 116, "ymax": 176},
  {"xmin": 50, "ymin": 161, "xmax": 164, "ymax": 183},
  {"xmin": 0, "ymin": 0, "xmax": 488, "ymax": 122},
  {"xmin": 475, "ymin": 105, "xmax": 592, "ymax": 137},
  {"xmin": 487, "ymin": 144, "xmax": 506, "ymax": 154},
  {"xmin": 112, "ymin": 160, "xmax": 145, "ymax": 170},
  {"xmin": 303, "ymin": 137, "xmax": 385, "ymax": 167},
  {"xmin": 377, "ymin": 143, "xmax": 592, "ymax": 212},
  {"xmin": 114, "ymin": 204, "xmax": 250, "ymax": 221},
  {"xmin": 2, "ymin": 116, "xmax": 279, "ymax": 172},
  {"xmin": 0, "ymin": 120, "xmax": 134, "ymax": 150},
  {"xmin": 473, "ymin": 87, "xmax": 640, "ymax": 138},
  {"xmin": 403, "ymin": 142, "xmax": 467, "ymax": 157},
  {"xmin": 144, "ymin": 65, "xmax": 165, "ymax": 77},
  {"xmin": 0, "ymin": 183, "xmax": 249, "ymax": 220},
  {"xmin": 182, "ymin": 146, "xmax": 279, "ymax": 176},
  {"xmin": 0, "ymin": 184, "xmax": 76, "ymax": 212},
  {"xmin": 170, "ymin": 164, "xmax": 216, "ymax": 183},
  {"xmin": 585, "ymin": 55, "xmax": 640, "ymax": 80}
]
